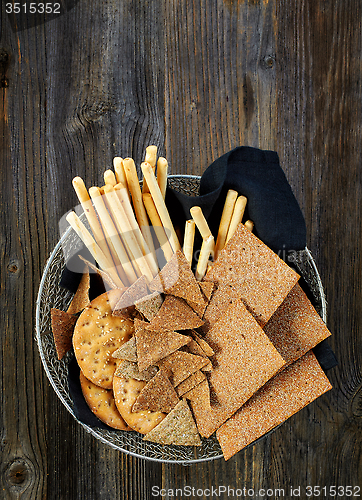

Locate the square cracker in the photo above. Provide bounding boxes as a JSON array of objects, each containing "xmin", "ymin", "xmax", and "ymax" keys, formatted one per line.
[
  {"xmin": 143, "ymin": 399, "xmax": 202, "ymax": 446},
  {"xmin": 204, "ymin": 223, "xmax": 300, "ymax": 326},
  {"xmin": 187, "ymin": 298, "xmax": 285, "ymax": 437},
  {"xmin": 216, "ymin": 351, "xmax": 332, "ymax": 460},
  {"xmin": 263, "ymin": 283, "xmax": 331, "ymax": 365}
]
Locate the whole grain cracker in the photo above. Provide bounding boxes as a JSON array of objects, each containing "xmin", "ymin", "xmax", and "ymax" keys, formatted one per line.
[
  {"xmin": 67, "ymin": 267, "xmax": 91, "ymax": 314},
  {"xmin": 204, "ymin": 223, "xmax": 300, "ymax": 326},
  {"xmin": 114, "ymin": 359, "xmax": 158, "ymax": 382},
  {"xmin": 79, "ymin": 255, "xmax": 120, "ymax": 290},
  {"xmin": 113, "ymin": 275, "xmax": 149, "ymax": 317},
  {"xmin": 79, "ymin": 371, "xmax": 130, "ymax": 430},
  {"xmin": 263, "ymin": 283, "xmax": 331, "ymax": 365},
  {"xmin": 134, "ymin": 319, "xmax": 191, "ymax": 372},
  {"xmin": 132, "ymin": 370, "xmax": 179, "ymax": 413},
  {"xmin": 216, "ymin": 351, "xmax": 332, "ymax": 460},
  {"xmin": 157, "ymin": 351, "xmax": 210, "ymax": 386},
  {"xmin": 150, "ymin": 295, "xmax": 204, "ymax": 331},
  {"xmin": 187, "ymin": 298, "xmax": 286, "ymax": 437},
  {"xmin": 72, "ymin": 290, "xmax": 133, "ymax": 389},
  {"xmin": 113, "ymin": 375, "xmax": 166, "ymax": 433},
  {"xmin": 112, "ymin": 336, "xmax": 137, "ymax": 362},
  {"xmin": 143, "ymin": 399, "xmax": 202, "ymax": 446},
  {"xmin": 201, "ymin": 283, "xmax": 240, "ymax": 335},
  {"xmin": 190, "ymin": 331, "xmax": 214, "ymax": 357},
  {"xmin": 51, "ymin": 308, "xmax": 77, "ymax": 360},
  {"xmin": 134, "ymin": 291, "xmax": 163, "ymax": 321},
  {"xmin": 149, "ymin": 249, "xmax": 205, "ymax": 305},
  {"xmin": 175, "ymin": 370, "xmax": 206, "ymax": 397}
]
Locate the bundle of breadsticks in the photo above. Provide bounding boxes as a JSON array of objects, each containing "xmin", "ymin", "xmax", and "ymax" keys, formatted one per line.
[{"xmin": 66, "ymin": 145, "xmax": 253, "ymax": 286}]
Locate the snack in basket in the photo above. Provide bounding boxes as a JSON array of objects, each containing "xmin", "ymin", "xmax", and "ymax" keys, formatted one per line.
[{"xmin": 50, "ymin": 145, "xmax": 334, "ymax": 460}]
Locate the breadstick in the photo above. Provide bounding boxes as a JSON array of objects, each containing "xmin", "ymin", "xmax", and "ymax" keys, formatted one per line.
[
  {"xmin": 142, "ymin": 145, "xmax": 157, "ymax": 194},
  {"xmin": 214, "ymin": 189, "xmax": 238, "ymax": 259},
  {"xmin": 113, "ymin": 158, "xmax": 130, "ymax": 199},
  {"xmin": 142, "ymin": 193, "xmax": 174, "ymax": 262},
  {"xmin": 244, "ymin": 220, "xmax": 254, "ymax": 232},
  {"xmin": 89, "ymin": 186, "xmax": 137, "ymax": 285},
  {"xmin": 103, "ymin": 185, "xmax": 155, "ymax": 282},
  {"xmin": 226, "ymin": 195, "xmax": 247, "ymax": 244},
  {"xmin": 104, "ymin": 169, "xmax": 117, "ymax": 186},
  {"xmin": 72, "ymin": 176, "xmax": 116, "ymax": 268},
  {"xmin": 122, "ymin": 158, "xmax": 157, "ymax": 261},
  {"xmin": 195, "ymin": 235, "xmax": 214, "ymax": 281},
  {"xmin": 114, "ymin": 182, "xmax": 159, "ymax": 275},
  {"xmin": 190, "ymin": 206, "xmax": 212, "ymax": 240},
  {"xmin": 183, "ymin": 219, "xmax": 195, "ymax": 266},
  {"xmin": 65, "ymin": 211, "xmax": 124, "ymax": 289},
  {"xmin": 156, "ymin": 157, "xmax": 168, "ymax": 199},
  {"xmin": 141, "ymin": 162, "xmax": 181, "ymax": 253}
]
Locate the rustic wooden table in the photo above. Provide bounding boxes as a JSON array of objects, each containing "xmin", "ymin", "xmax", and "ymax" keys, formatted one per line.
[{"xmin": 1, "ymin": 1, "xmax": 361, "ymax": 498}]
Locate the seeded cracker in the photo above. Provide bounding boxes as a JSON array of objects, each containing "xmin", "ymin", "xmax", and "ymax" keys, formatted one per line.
[
  {"xmin": 132, "ymin": 371, "xmax": 180, "ymax": 413},
  {"xmin": 51, "ymin": 308, "xmax": 77, "ymax": 360},
  {"xmin": 114, "ymin": 359, "xmax": 158, "ymax": 382},
  {"xmin": 112, "ymin": 336, "xmax": 137, "ymax": 362},
  {"xmin": 79, "ymin": 371, "xmax": 130, "ymax": 430},
  {"xmin": 216, "ymin": 351, "xmax": 332, "ymax": 460},
  {"xmin": 187, "ymin": 298, "xmax": 286, "ymax": 437},
  {"xmin": 72, "ymin": 290, "xmax": 133, "ymax": 389},
  {"xmin": 143, "ymin": 399, "xmax": 202, "ymax": 446},
  {"xmin": 134, "ymin": 319, "xmax": 191, "ymax": 372},
  {"xmin": 204, "ymin": 223, "xmax": 299, "ymax": 326},
  {"xmin": 150, "ymin": 295, "xmax": 204, "ymax": 331},
  {"xmin": 149, "ymin": 249, "xmax": 205, "ymax": 305},
  {"xmin": 67, "ymin": 267, "xmax": 91, "ymax": 314},
  {"xmin": 134, "ymin": 291, "xmax": 163, "ymax": 321},
  {"xmin": 263, "ymin": 283, "xmax": 331, "ymax": 365},
  {"xmin": 157, "ymin": 351, "xmax": 210, "ymax": 386}
]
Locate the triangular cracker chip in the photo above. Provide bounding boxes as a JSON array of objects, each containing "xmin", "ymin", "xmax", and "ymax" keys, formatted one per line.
[
  {"xmin": 149, "ymin": 249, "xmax": 205, "ymax": 305},
  {"xmin": 112, "ymin": 336, "xmax": 137, "ymax": 362},
  {"xmin": 157, "ymin": 351, "xmax": 210, "ymax": 386},
  {"xmin": 135, "ymin": 291, "xmax": 163, "ymax": 320},
  {"xmin": 150, "ymin": 295, "xmax": 204, "ymax": 331},
  {"xmin": 51, "ymin": 308, "xmax": 77, "ymax": 360},
  {"xmin": 132, "ymin": 371, "xmax": 179, "ymax": 413},
  {"xmin": 143, "ymin": 399, "xmax": 202, "ymax": 446},
  {"xmin": 67, "ymin": 267, "xmax": 91, "ymax": 314},
  {"xmin": 134, "ymin": 319, "xmax": 191, "ymax": 372},
  {"xmin": 175, "ymin": 370, "xmax": 206, "ymax": 397},
  {"xmin": 204, "ymin": 223, "xmax": 300, "ymax": 325},
  {"xmin": 79, "ymin": 255, "xmax": 120, "ymax": 290},
  {"xmin": 114, "ymin": 359, "xmax": 157, "ymax": 382},
  {"xmin": 113, "ymin": 275, "xmax": 149, "ymax": 316}
]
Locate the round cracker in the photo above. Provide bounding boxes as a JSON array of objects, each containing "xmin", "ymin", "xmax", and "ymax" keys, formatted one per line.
[
  {"xmin": 113, "ymin": 375, "xmax": 165, "ymax": 434},
  {"xmin": 73, "ymin": 290, "xmax": 133, "ymax": 389},
  {"xmin": 79, "ymin": 371, "xmax": 130, "ymax": 430}
]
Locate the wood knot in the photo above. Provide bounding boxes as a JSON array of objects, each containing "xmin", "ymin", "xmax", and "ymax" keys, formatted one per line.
[
  {"xmin": 3, "ymin": 458, "xmax": 34, "ymax": 492},
  {"xmin": 262, "ymin": 55, "xmax": 275, "ymax": 69},
  {"xmin": 8, "ymin": 260, "xmax": 20, "ymax": 274}
]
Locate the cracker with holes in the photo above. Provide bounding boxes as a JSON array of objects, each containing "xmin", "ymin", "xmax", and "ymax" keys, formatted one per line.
[
  {"xmin": 113, "ymin": 375, "xmax": 166, "ymax": 433},
  {"xmin": 79, "ymin": 371, "xmax": 130, "ymax": 430},
  {"xmin": 72, "ymin": 290, "xmax": 134, "ymax": 389}
]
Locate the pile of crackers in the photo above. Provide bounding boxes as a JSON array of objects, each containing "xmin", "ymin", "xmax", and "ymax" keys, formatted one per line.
[{"xmin": 49, "ymin": 147, "xmax": 332, "ymax": 461}]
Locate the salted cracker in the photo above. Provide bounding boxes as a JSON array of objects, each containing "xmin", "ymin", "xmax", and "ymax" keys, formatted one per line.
[
  {"xmin": 216, "ymin": 351, "xmax": 332, "ymax": 460},
  {"xmin": 143, "ymin": 399, "xmax": 202, "ymax": 446},
  {"xmin": 187, "ymin": 298, "xmax": 286, "ymax": 437},
  {"xmin": 204, "ymin": 223, "xmax": 300, "ymax": 326}
]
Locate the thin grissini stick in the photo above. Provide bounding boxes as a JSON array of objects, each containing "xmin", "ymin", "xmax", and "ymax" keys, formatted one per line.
[
  {"xmin": 156, "ymin": 157, "xmax": 168, "ymax": 200},
  {"xmin": 72, "ymin": 176, "xmax": 116, "ymax": 268},
  {"xmin": 195, "ymin": 234, "xmax": 215, "ymax": 281},
  {"xmin": 104, "ymin": 169, "xmax": 117, "ymax": 187},
  {"xmin": 114, "ymin": 182, "xmax": 159, "ymax": 275},
  {"xmin": 183, "ymin": 219, "xmax": 195, "ymax": 266},
  {"xmin": 103, "ymin": 185, "xmax": 155, "ymax": 282},
  {"xmin": 225, "ymin": 195, "xmax": 248, "ymax": 244},
  {"xmin": 113, "ymin": 157, "xmax": 130, "ymax": 199},
  {"xmin": 190, "ymin": 206, "xmax": 212, "ymax": 240},
  {"xmin": 65, "ymin": 211, "xmax": 124, "ymax": 289},
  {"xmin": 89, "ymin": 186, "xmax": 137, "ymax": 285},
  {"xmin": 214, "ymin": 189, "xmax": 238, "ymax": 259},
  {"xmin": 141, "ymin": 162, "xmax": 181, "ymax": 253},
  {"xmin": 142, "ymin": 145, "xmax": 158, "ymax": 193},
  {"xmin": 142, "ymin": 193, "xmax": 174, "ymax": 262},
  {"xmin": 244, "ymin": 220, "xmax": 254, "ymax": 232},
  {"xmin": 122, "ymin": 158, "xmax": 157, "ymax": 261}
]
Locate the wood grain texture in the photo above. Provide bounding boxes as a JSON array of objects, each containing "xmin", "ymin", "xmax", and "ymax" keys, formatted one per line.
[{"xmin": 0, "ymin": 0, "xmax": 361, "ymax": 498}]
